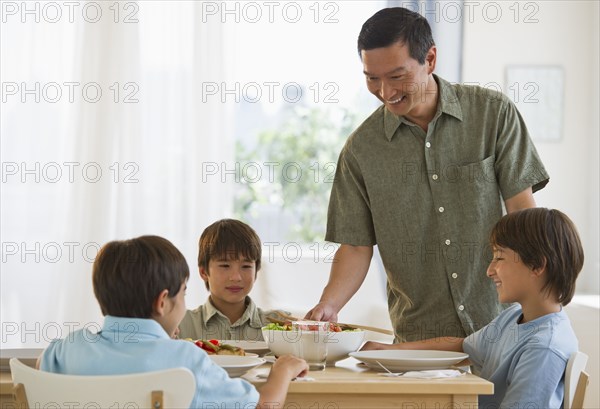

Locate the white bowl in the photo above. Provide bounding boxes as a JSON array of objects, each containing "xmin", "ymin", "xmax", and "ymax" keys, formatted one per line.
[
  {"xmin": 209, "ymin": 355, "xmax": 266, "ymax": 377},
  {"xmin": 261, "ymin": 328, "xmax": 365, "ymax": 365}
]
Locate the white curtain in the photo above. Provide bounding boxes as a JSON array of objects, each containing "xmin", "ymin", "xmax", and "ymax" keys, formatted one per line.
[{"xmin": 1, "ymin": 1, "xmax": 228, "ymax": 347}]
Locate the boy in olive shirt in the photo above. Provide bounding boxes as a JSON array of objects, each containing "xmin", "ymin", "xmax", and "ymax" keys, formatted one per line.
[{"xmin": 179, "ymin": 219, "xmax": 286, "ymax": 341}]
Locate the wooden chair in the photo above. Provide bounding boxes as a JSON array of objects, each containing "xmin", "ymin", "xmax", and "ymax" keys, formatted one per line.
[
  {"xmin": 565, "ymin": 351, "xmax": 589, "ymax": 409},
  {"xmin": 10, "ymin": 358, "xmax": 195, "ymax": 409}
]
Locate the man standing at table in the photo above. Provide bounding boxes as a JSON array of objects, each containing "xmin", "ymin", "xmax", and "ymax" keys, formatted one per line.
[{"xmin": 306, "ymin": 7, "xmax": 549, "ymax": 341}]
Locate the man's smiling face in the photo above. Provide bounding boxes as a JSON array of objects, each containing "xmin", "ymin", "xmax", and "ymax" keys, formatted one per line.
[{"xmin": 361, "ymin": 41, "xmax": 436, "ymax": 121}]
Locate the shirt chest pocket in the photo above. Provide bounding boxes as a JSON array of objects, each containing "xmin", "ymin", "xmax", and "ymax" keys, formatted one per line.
[{"xmin": 457, "ymin": 155, "xmax": 502, "ymax": 225}]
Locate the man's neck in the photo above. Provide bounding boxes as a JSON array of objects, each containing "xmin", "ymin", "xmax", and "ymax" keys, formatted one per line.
[{"xmin": 405, "ymin": 74, "xmax": 439, "ymax": 132}]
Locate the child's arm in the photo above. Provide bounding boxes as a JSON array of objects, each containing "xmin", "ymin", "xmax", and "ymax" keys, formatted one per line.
[
  {"xmin": 256, "ymin": 355, "xmax": 309, "ymax": 408},
  {"xmin": 361, "ymin": 337, "xmax": 465, "ymax": 353}
]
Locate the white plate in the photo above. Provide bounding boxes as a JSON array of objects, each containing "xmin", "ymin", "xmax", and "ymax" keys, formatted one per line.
[
  {"xmin": 217, "ymin": 340, "xmax": 270, "ymax": 356},
  {"xmin": 209, "ymin": 356, "xmax": 266, "ymax": 377},
  {"xmin": 0, "ymin": 348, "xmax": 44, "ymax": 372},
  {"xmin": 349, "ymin": 350, "xmax": 469, "ymax": 371}
]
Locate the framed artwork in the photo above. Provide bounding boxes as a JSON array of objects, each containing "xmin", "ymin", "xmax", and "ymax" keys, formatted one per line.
[{"xmin": 505, "ymin": 66, "xmax": 564, "ymax": 142}]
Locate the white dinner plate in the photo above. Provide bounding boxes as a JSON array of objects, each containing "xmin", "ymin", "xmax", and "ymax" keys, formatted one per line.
[
  {"xmin": 0, "ymin": 348, "xmax": 44, "ymax": 372},
  {"xmin": 209, "ymin": 356, "xmax": 266, "ymax": 377},
  {"xmin": 217, "ymin": 340, "xmax": 270, "ymax": 356},
  {"xmin": 349, "ymin": 350, "xmax": 469, "ymax": 371}
]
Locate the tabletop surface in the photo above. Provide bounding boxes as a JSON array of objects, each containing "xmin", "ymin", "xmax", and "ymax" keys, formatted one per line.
[{"xmin": 244, "ymin": 357, "xmax": 494, "ymax": 395}]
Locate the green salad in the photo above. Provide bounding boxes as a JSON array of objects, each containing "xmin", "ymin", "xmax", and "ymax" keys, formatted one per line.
[{"xmin": 262, "ymin": 322, "xmax": 361, "ymax": 332}]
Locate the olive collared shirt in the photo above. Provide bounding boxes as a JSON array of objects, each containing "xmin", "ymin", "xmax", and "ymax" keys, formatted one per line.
[
  {"xmin": 326, "ymin": 75, "xmax": 549, "ymax": 342},
  {"xmin": 178, "ymin": 297, "xmax": 285, "ymax": 341}
]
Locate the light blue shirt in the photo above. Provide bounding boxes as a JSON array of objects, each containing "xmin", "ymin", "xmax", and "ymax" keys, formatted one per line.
[
  {"xmin": 41, "ymin": 316, "xmax": 259, "ymax": 408},
  {"xmin": 463, "ymin": 304, "xmax": 577, "ymax": 409}
]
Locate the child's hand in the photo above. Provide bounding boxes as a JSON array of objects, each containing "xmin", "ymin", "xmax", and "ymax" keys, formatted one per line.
[
  {"xmin": 270, "ymin": 354, "xmax": 309, "ymax": 380},
  {"xmin": 360, "ymin": 341, "xmax": 394, "ymax": 351}
]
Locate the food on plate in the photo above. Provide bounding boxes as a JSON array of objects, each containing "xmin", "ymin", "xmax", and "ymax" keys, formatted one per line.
[
  {"xmin": 262, "ymin": 322, "xmax": 360, "ymax": 332},
  {"xmin": 185, "ymin": 339, "xmax": 246, "ymax": 356}
]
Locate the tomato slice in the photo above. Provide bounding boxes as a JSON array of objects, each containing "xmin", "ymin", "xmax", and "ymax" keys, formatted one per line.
[{"xmin": 208, "ymin": 339, "xmax": 220, "ymax": 346}]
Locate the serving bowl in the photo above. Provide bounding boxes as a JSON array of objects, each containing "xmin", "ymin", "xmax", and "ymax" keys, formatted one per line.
[{"xmin": 261, "ymin": 328, "xmax": 365, "ymax": 365}]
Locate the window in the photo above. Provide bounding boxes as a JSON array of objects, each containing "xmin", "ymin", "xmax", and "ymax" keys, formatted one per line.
[{"xmin": 224, "ymin": 1, "xmax": 385, "ymax": 244}]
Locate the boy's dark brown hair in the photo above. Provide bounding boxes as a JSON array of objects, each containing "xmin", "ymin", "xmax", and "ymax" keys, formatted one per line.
[
  {"xmin": 490, "ymin": 208, "xmax": 584, "ymax": 306},
  {"xmin": 93, "ymin": 235, "xmax": 190, "ymax": 318},
  {"xmin": 198, "ymin": 219, "xmax": 262, "ymax": 290}
]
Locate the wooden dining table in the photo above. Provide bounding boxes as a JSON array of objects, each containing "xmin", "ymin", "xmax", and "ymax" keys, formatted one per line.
[
  {"xmin": 0, "ymin": 358, "xmax": 493, "ymax": 409},
  {"xmin": 245, "ymin": 357, "xmax": 494, "ymax": 409}
]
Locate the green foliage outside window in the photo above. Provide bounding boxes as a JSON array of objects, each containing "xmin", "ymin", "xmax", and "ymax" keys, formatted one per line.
[{"xmin": 234, "ymin": 105, "xmax": 360, "ymax": 242}]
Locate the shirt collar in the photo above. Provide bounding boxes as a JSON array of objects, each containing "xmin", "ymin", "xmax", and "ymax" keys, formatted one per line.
[
  {"xmin": 383, "ymin": 74, "xmax": 463, "ymax": 141},
  {"xmin": 201, "ymin": 296, "xmax": 264, "ymax": 328},
  {"xmin": 101, "ymin": 315, "xmax": 170, "ymax": 340},
  {"xmin": 436, "ymin": 74, "xmax": 463, "ymax": 122}
]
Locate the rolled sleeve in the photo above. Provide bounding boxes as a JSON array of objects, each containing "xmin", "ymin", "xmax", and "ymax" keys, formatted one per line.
[{"xmin": 494, "ymin": 97, "xmax": 549, "ymax": 199}]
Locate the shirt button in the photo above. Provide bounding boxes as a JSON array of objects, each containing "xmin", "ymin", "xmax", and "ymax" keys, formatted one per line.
[
  {"xmin": 438, "ymin": 206, "xmax": 445, "ymax": 213},
  {"xmin": 458, "ymin": 305, "xmax": 465, "ymax": 311},
  {"xmin": 451, "ymin": 273, "xmax": 458, "ymax": 279},
  {"xmin": 445, "ymin": 239, "xmax": 451, "ymax": 246},
  {"xmin": 432, "ymin": 174, "xmax": 439, "ymax": 180},
  {"xmin": 425, "ymin": 142, "xmax": 431, "ymax": 148}
]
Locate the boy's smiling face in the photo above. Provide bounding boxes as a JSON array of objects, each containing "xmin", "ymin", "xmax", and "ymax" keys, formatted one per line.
[
  {"xmin": 201, "ymin": 255, "xmax": 257, "ymax": 306},
  {"xmin": 487, "ymin": 246, "xmax": 537, "ymax": 304}
]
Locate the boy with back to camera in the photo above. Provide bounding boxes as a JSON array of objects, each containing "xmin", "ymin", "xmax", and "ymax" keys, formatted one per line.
[
  {"xmin": 361, "ymin": 208, "xmax": 584, "ymax": 408},
  {"xmin": 39, "ymin": 235, "xmax": 308, "ymax": 408},
  {"xmin": 179, "ymin": 219, "xmax": 288, "ymax": 341}
]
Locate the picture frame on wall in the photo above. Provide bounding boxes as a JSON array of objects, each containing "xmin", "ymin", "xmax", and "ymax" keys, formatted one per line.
[{"xmin": 505, "ymin": 65, "xmax": 565, "ymax": 142}]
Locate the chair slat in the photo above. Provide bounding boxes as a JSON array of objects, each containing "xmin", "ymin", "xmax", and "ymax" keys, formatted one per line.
[
  {"xmin": 571, "ymin": 371, "xmax": 589, "ymax": 409},
  {"xmin": 12, "ymin": 383, "xmax": 29, "ymax": 409},
  {"xmin": 151, "ymin": 390, "xmax": 164, "ymax": 409}
]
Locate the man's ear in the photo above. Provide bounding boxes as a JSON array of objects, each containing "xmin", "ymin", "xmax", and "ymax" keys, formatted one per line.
[
  {"xmin": 199, "ymin": 266, "xmax": 209, "ymax": 282},
  {"xmin": 153, "ymin": 289, "xmax": 170, "ymax": 317},
  {"xmin": 426, "ymin": 46, "xmax": 437, "ymax": 74}
]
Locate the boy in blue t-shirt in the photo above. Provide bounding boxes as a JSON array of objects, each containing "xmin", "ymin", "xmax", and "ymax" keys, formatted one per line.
[
  {"xmin": 361, "ymin": 208, "xmax": 584, "ymax": 408},
  {"xmin": 40, "ymin": 235, "xmax": 308, "ymax": 408}
]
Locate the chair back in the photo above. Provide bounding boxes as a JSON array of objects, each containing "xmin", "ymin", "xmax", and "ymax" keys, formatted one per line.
[
  {"xmin": 565, "ymin": 351, "xmax": 589, "ymax": 409},
  {"xmin": 10, "ymin": 358, "xmax": 195, "ymax": 409}
]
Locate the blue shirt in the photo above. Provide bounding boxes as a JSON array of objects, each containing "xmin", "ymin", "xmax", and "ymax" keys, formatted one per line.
[
  {"xmin": 41, "ymin": 316, "xmax": 259, "ymax": 408},
  {"xmin": 463, "ymin": 304, "xmax": 577, "ymax": 409}
]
